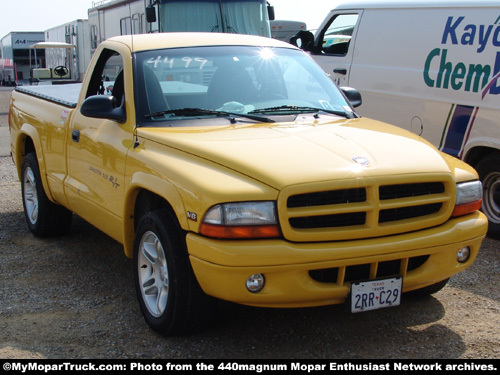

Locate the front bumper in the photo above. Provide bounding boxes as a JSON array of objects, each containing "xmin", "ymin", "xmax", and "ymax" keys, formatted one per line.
[{"xmin": 187, "ymin": 212, "xmax": 487, "ymax": 308}]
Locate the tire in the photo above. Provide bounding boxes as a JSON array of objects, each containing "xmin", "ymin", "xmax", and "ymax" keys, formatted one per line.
[
  {"xmin": 133, "ymin": 209, "xmax": 216, "ymax": 335},
  {"xmin": 475, "ymin": 153, "xmax": 500, "ymax": 239},
  {"xmin": 21, "ymin": 153, "xmax": 72, "ymax": 237},
  {"xmin": 407, "ymin": 278, "xmax": 449, "ymax": 298}
]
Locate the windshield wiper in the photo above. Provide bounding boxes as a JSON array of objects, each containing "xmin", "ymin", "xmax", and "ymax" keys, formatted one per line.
[
  {"xmin": 249, "ymin": 105, "xmax": 354, "ymax": 119},
  {"xmin": 145, "ymin": 108, "xmax": 275, "ymax": 123}
]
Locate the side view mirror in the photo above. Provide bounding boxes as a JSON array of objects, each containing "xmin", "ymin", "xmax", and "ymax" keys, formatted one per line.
[
  {"xmin": 80, "ymin": 95, "xmax": 127, "ymax": 123},
  {"xmin": 340, "ymin": 87, "xmax": 362, "ymax": 108},
  {"xmin": 267, "ymin": 5, "xmax": 275, "ymax": 21},
  {"xmin": 146, "ymin": 6, "xmax": 157, "ymax": 23},
  {"xmin": 289, "ymin": 30, "xmax": 315, "ymax": 51}
]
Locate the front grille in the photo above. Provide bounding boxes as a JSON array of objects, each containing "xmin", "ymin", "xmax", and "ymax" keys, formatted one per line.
[
  {"xmin": 309, "ymin": 255, "xmax": 429, "ymax": 284},
  {"xmin": 379, "ymin": 182, "xmax": 445, "ymax": 200},
  {"xmin": 379, "ymin": 203, "xmax": 442, "ymax": 223},
  {"xmin": 290, "ymin": 212, "xmax": 366, "ymax": 228},
  {"xmin": 279, "ymin": 176, "xmax": 453, "ymax": 242},
  {"xmin": 287, "ymin": 188, "xmax": 366, "ymax": 208}
]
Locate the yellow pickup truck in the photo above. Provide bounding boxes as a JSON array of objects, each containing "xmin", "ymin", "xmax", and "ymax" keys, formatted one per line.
[{"xmin": 9, "ymin": 33, "xmax": 487, "ymax": 335}]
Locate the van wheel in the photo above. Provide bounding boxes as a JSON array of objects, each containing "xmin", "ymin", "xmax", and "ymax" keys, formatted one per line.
[
  {"xmin": 133, "ymin": 209, "xmax": 216, "ymax": 335},
  {"xmin": 475, "ymin": 153, "xmax": 500, "ymax": 239},
  {"xmin": 21, "ymin": 153, "xmax": 72, "ymax": 237}
]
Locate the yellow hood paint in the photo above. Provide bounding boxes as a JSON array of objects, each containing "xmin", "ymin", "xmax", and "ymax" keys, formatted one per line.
[{"xmin": 137, "ymin": 116, "xmax": 454, "ymax": 189}]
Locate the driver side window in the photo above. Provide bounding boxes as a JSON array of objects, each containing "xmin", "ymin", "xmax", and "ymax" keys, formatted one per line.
[
  {"xmin": 320, "ymin": 14, "xmax": 359, "ymax": 56},
  {"xmin": 86, "ymin": 49, "xmax": 124, "ymax": 105}
]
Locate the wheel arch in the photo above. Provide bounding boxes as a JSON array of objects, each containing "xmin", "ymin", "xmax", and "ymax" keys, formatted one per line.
[
  {"xmin": 464, "ymin": 146, "xmax": 500, "ymax": 168},
  {"xmin": 15, "ymin": 126, "xmax": 54, "ymax": 202},
  {"xmin": 123, "ymin": 173, "xmax": 188, "ymax": 258}
]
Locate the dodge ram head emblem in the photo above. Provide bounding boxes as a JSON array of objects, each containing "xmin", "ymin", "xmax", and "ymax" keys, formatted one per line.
[{"xmin": 352, "ymin": 156, "xmax": 370, "ymax": 166}]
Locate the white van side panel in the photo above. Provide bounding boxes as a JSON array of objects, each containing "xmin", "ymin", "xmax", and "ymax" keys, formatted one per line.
[
  {"xmin": 466, "ymin": 107, "xmax": 500, "ymax": 156},
  {"xmin": 344, "ymin": 7, "xmax": 500, "ymax": 159}
]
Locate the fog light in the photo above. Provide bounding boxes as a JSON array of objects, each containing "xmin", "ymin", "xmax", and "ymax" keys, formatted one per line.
[
  {"xmin": 457, "ymin": 247, "xmax": 471, "ymax": 263},
  {"xmin": 246, "ymin": 274, "xmax": 265, "ymax": 293}
]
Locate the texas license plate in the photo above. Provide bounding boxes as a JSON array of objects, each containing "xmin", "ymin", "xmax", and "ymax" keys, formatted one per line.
[{"xmin": 350, "ymin": 277, "xmax": 402, "ymax": 313}]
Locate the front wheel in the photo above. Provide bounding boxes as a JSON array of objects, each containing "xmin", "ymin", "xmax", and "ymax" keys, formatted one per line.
[
  {"xmin": 21, "ymin": 153, "xmax": 72, "ymax": 237},
  {"xmin": 407, "ymin": 278, "xmax": 450, "ymax": 298},
  {"xmin": 133, "ymin": 209, "xmax": 216, "ymax": 335},
  {"xmin": 475, "ymin": 153, "xmax": 500, "ymax": 239}
]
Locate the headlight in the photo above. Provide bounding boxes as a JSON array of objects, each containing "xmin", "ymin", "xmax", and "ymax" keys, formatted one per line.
[
  {"xmin": 452, "ymin": 181, "xmax": 483, "ymax": 217},
  {"xmin": 200, "ymin": 201, "xmax": 280, "ymax": 239}
]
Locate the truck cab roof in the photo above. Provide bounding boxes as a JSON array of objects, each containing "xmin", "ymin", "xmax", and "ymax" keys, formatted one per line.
[{"xmin": 106, "ymin": 32, "xmax": 294, "ymax": 53}]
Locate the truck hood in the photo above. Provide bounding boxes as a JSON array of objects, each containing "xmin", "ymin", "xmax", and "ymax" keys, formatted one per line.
[{"xmin": 138, "ymin": 116, "xmax": 452, "ymax": 189}]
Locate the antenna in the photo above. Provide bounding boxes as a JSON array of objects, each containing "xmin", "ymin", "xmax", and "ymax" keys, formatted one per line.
[
  {"xmin": 128, "ymin": 0, "xmax": 140, "ymax": 147},
  {"xmin": 128, "ymin": 0, "xmax": 134, "ymax": 52},
  {"xmin": 133, "ymin": 125, "xmax": 140, "ymax": 148}
]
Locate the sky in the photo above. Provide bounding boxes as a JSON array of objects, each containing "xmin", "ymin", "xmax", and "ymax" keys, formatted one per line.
[{"xmin": 0, "ymin": 0, "xmax": 340, "ymax": 40}]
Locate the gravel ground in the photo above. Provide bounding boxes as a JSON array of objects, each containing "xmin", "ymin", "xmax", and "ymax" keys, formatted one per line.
[{"xmin": 0, "ymin": 87, "xmax": 499, "ymax": 359}]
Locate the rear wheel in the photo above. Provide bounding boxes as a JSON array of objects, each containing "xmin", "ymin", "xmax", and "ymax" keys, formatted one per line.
[
  {"xmin": 21, "ymin": 153, "xmax": 72, "ymax": 237},
  {"xmin": 133, "ymin": 209, "xmax": 216, "ymax": 335},
  {"xmin": 475, "ymin": 153, "xmax": 500, "ymax": 239}
]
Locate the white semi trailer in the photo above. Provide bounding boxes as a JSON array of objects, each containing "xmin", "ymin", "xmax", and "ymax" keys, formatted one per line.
[{"xmin": 88, "ymin": 0, "xmax": 275, "ymax": 54}]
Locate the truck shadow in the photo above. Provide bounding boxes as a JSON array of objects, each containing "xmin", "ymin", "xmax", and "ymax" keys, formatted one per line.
[
  {"xmin": 0, "ymin": 211, "xmax": 468, "ymax": 359},
  {"xmin": 202, "ymin": 296, "xmax": 461, "ymax": 359}
]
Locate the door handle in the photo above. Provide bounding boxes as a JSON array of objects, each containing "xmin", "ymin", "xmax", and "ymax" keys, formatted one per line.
[
  {"xmin": 72, "ymin": 129, "xmax": 80, "ymax": 143},
  {"xmin": 333, "ymin": 69, "xmax": 347, "ymax": 75}
]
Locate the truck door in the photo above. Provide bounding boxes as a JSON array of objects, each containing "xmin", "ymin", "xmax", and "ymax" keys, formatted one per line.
[
  {"xmin": 65, "ymin": 48, "xmax": 131, "ymax": 242},
  {"xmin": 311, "ymin": 11, "xmax": 362, "ymax": 86}
]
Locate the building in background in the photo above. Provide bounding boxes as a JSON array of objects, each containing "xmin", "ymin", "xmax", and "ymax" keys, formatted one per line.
[{"xmin": 1, "ymin": 32, "xmax": 44, "ymax": 85}]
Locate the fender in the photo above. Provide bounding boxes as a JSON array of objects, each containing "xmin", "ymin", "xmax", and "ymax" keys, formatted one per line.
[
  {"xmin": 17, "ymin": 123, "xmax": 57, "ymax": 203},
  {"xmin": 123, "ymin": 171, "xmax": 188, "ymax": 258}
]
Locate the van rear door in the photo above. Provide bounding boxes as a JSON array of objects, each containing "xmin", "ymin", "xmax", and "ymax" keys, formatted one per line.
[{"xmin": 311, "ymin": 10, "xmax": 363, "ymax": 86}]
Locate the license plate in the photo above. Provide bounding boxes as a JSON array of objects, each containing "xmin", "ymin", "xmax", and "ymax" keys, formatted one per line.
[{"xmin": 350, "ymin": 277, "xmax": 402, "ymax": 313}]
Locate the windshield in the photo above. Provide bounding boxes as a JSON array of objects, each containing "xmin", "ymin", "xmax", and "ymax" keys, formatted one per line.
[
  {"xmin": 159, "ymin": 0, "xmax": 271, "ymax": 37},
  {"xmin": 134, "ymin": 45, "xmax": 353, "ymax": 125}
]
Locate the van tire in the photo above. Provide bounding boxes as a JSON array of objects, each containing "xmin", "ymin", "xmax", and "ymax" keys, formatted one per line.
[
  {"xmin": 133, "ymin": 209, "xmax": 216, "ymax": 335},
  {"xmin": 21, "ymin": 153, "xmax": 72, "ymax": 237},
  {"xmin": 475, "ymin": 153, "xmax": 500, "ymax": 239}
]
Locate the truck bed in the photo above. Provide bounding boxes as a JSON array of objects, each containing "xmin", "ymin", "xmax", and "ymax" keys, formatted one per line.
[{"xmin": 15, "ymin": 83, "xmax": 82, "ymax": 108}]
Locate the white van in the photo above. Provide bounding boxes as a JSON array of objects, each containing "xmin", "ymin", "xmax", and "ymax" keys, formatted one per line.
[{"xmin": 293, "ymin": 0, "xmax": 500, "ymax": 238}]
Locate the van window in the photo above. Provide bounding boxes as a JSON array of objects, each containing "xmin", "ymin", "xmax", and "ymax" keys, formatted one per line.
[{"xmin": 321, "ymin": 14, "xmax": 359, "ymax": 55}]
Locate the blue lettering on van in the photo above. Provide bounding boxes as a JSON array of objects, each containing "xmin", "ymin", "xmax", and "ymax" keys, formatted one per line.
[
  {"xmin": 441, "ymin": 16, "xmax": 463, "ymax": 45},
  {"xmin": 441, "ymin": 16, "xmax": 500, "ymax": 53}
]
